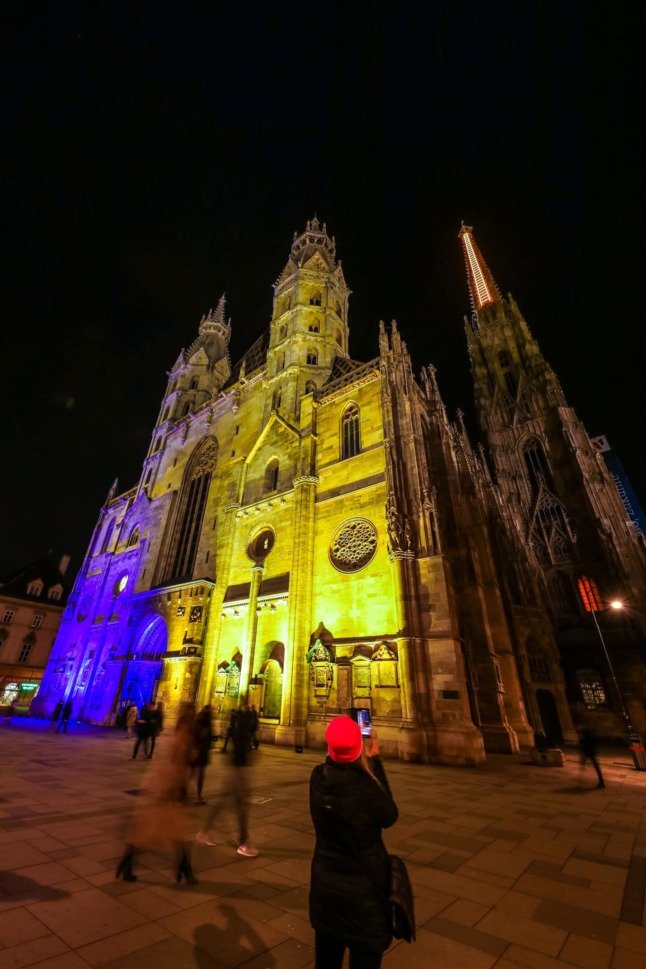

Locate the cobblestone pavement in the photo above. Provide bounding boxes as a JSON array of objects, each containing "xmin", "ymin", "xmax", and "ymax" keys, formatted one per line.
[{"xmin": 0, "ymin": 723, "xmax": 645, "ymax": 969}]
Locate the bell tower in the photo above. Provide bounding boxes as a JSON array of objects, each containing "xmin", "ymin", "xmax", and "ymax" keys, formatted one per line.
[
  {"xmin": 461, "ymin": 224, "xmax": 646, "ymax": 730},
  {"xmin": 266, "ymin": 218, "xmax": 350, "ymax": 419}
]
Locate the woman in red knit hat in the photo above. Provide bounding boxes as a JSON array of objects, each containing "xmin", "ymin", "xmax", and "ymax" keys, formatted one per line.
[{"xmin": 309, "ymin": 715, "xmax": 399, "ymax": 968}]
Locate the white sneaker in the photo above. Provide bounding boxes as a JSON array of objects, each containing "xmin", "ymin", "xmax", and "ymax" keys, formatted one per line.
[
  {"xmin": 237, "ymin": 843, "xmax": 259, "ymax": 858},
  {"xmin": 195, "ymin": 831, "xmax": 218, "ymax": 846}
]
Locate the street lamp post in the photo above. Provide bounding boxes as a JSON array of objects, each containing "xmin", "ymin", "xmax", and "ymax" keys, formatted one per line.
[{"xmin": 590, "ymin": 602, "xmax": 646, "ymax": 771}]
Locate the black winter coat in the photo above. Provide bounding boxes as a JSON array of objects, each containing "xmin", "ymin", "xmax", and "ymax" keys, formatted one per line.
[{"xmin": 309, "ymin": 756, "xmax": 398, "ymax": 953}]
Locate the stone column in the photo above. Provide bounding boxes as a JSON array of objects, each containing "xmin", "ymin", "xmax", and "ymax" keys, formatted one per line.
[
  {"xmin": 197, "ymin": 501, "xmax": 239, "ymax": 707},
  {"xmin": 276, "ymin": 475, "xmax": 317, "ymax": 749},
  {"xmin": 239, "ymin": 564, "xmax": 263, "ymax": 698}
]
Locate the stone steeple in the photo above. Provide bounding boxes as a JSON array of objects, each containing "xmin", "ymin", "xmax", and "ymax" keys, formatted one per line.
[
  {"xmin": 462, "ymin": 225, "xmax": 646, "ymax": 642},
  {"xmin": 266, "ymin": 218, "xmax": 351, "ymax": 421}
]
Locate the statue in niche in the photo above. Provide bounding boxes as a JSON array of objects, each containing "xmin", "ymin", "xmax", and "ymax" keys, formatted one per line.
[
  {"xmin": 307, "ymin": 640, "xmax": 334, "ymax": 699},
  {"xmin": 385, "ymin": 494, "xmax": 404, "ymax": 552}
]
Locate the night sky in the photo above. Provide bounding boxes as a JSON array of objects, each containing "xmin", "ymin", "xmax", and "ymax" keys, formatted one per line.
[{"xmin": 3, "ymin": 2, "xmax": 642, "ymax": 577}]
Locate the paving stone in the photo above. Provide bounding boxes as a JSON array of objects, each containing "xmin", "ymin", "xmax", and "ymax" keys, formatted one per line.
[
  {"xmin": 76, "ymin": 923, "xmax": 172, "ymax": 966},
  {"xmin": 422, "ymin": 915, "xmax": 509, "ymax": 956},
  {"xmin": 0, "ymin": 934, "xmax": 69, "ymax": 969},
  {"xmin": 440, "ymin": 897, "xmax": 492, "ymax": 926},
  {"xmin": 475, "ymin": 909, "xmax": 568, "ymax": 956},
  {"xmin": 382, "ymin": 926, "xmax": 500, "ymax": 967},
  {"xmin": 560, "ymin": 932, "xmax": 614, "ymax": 968},
  {"xmin": 0, "ymin": 907, "xmax": 52, "ymax": 947},
  {"xmin": 610, "ymin": 948, "xmax": 644, "ymax": 969},
  {"xmin": 27, "ymin": 887, "xmax": 147, "ymax": 947}
]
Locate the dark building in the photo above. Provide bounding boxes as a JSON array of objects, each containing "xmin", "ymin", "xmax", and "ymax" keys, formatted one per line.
[{"xmin": 461, "ymin": 225, "xmax": 646, "ymax": 740}]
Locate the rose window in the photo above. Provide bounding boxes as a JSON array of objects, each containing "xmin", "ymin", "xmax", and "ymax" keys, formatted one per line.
[{"xmin": 330, "ymin": 518, "xmax": 378, "ymax": 573}]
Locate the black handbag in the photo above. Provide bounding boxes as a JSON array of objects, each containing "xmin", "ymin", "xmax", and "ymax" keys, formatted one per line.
[{"xmin": 388, "ymin": 853, "xmax": 416, "ymax": 942}]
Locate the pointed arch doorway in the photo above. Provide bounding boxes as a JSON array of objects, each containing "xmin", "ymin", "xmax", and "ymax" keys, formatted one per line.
[{"xmin": 120, "ymin": 615, "xmax": 167, "ymax": 711}]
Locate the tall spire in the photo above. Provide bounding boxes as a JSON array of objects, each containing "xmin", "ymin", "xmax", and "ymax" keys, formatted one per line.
[
  {"xmin": 199, "ymin": 293, "xmax": 231, "ymax": 342},
  {"xmin": 458, "ymin": 224, "xmax": 501, "ymax": 319}
]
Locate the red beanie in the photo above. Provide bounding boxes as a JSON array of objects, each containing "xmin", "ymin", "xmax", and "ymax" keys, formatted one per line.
[{"xmin": 326, "ymin": 716, "xmax": 363, "ymax": 763}]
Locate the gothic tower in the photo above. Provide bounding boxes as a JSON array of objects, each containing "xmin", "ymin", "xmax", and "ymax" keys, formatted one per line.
[
  {"xmin": 461, "ymin": 225, "xmax": 646, "ymax": 736},
  {"xmin": 267, "ymin": 217, "xmax": 350, "ymax": 421}
]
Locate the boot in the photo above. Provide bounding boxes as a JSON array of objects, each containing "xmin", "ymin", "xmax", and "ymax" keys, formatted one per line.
[
  {"xmin": 116, "ymin": 847, "xmax": 137, "ymax": 882},
  {"xmin": 176, "ymin": 848, "xmax": 198, "ymax": 885}
]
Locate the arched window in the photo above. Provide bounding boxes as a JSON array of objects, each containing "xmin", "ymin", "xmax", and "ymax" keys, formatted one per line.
[
  {"xmin": 308, "ymin": 321, "xmax": 320, "ymax": 333},
  {"xmin": 279, "ymin": 324, "xmax": 287, "ymax": 340},
  {"xmin": 182, "ymin": 402, "xmax": 192, "ymax": 417},
  {"xmin": 577, "ymin": 668, "xmax": 607, "ymax": 708},
  {"xmin": 577, "ymin": 575, "xmax": 603, "ymax": 613},
  {"xmin": 304, "ymin": 380, "xmax": 316, "ymax": 395},
  {"xmin": 272, "ymin": 388, "xmax": 282, "ymax": 410},
  {"xmin": 523, "ymin": 439, "xmax": 553, "ymax": 496},
  {"xmin": 334, "ymin": 328, "xmax": 342, "ymax": 345},
  {"xmin": 527, "ymin": 639, "xmax": 551, "ymax": 683},
  {"xmin": 306, "ymin": 349, "xmax": 318, "ymax": 366},
  {"xmin": 277, "ymin": 353, "xmax": 285, "ymax": 372},
  {"xmin": 264, "ymin": 459, "xmax": 279, "ymax": 493},
  {"xmin": 341, "ymin": 404, "xmax": 361, "ymax": 459},
  {"xmin": 100, "ymin": 519, "xmax": 114, "ymax": 554},
  {"xmin": 126, "ymin": 526, "xmax": 140, "ymax": 548},
  {"xmin": 498, "ymin": 349, "xmax": 517, "ymax": 398},
  {"xmin": 164, "ymin": 438, "xmax": 218, "ymax": 583},
  {"xmin": 310, "ymin": 292, "xmax": 322, "ymax": 306},
  {"xmin": 190, "ymin": 377, "xmax": 199, "ymax": 390}
]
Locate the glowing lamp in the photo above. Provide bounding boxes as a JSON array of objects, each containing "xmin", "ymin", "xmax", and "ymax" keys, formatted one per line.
[{"xmin": 610, "ymin": 599, "xmax": 624, "ymax": 611}]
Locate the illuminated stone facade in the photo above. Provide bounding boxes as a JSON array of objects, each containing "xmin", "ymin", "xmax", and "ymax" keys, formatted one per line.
[{"xmin": 37, "ymin": 220, "xmax": 585, "ymax": 762}]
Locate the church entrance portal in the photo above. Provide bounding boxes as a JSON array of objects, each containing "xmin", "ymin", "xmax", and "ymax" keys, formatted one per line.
[
  {"xmin": 536, "ymin": 689, "xmax": 563, "ymax": 746},
  {"xmin": 120, "ymin": 616, "xmax": 167, "ymax": 714}
]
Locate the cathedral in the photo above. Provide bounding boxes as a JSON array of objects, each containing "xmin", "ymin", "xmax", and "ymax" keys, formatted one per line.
[{"xmin": 34, "ymin": 219, "xmax": 645, "ymax": 762}]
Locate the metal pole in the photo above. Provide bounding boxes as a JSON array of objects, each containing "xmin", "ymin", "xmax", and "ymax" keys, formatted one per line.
[{"xmin": 590, "ymin": 608, "xmax": 645, "ymax": 771}]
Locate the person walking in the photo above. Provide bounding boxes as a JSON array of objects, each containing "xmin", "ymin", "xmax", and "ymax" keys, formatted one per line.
[
  {"xmin": 195, "ymin": 700, "xmax": 258, "ymax": 856},
  {"xmin": 50, "ymin": 699, "xmax": 63, "ymax": 732},
  {"xmin": 125, "ymin": 703, "xmax": 139, "ymax": 739},
  {"xmin": 221, "ymin": 709, "xmax": 238, "ymax": 753},
  {"xmin": 191, "ymin": 705, "xmax": 215, "ymax": 804},
  {"xmin": 309, "ymin": 716, "xmax": 399, "ymax": 969},
  {"xmin": 132, "ymin": 703, "xmax": 153, "ymax": 759},
  {"xmin": 579, "ymin": 725, "xmax": 605, "ymax": 789},
  {"xmin": 116, "ymin": 701, "xmax": 198, "ymax": 884},
  {"xmin": 248, "ymin": 705, "xmax": 259, "ymax": 751},
  {"xmin": 55, "ymin": 699, "xmax": 73, "ymax": 733},
  {"xmin": 147, "ymin": 702, "xmax": 164, "ymax": 759}
]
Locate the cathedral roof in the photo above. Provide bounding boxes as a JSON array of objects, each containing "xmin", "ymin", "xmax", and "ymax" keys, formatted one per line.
[
  {"xmin": 322, "ymin": 355, "xmax": 367, "ymax": 384},
  {"xmin": 223, "ymin": 331, "xmax": 270, "ymax": 389}
]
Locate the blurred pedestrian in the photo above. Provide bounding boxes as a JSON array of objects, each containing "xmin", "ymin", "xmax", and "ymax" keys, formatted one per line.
[
  {"xmin": 191, "ymin": 704, "xmax": 215, "ymax": 804},
  {"xmin": 195, "ymin": 700, "xmax": 258, "ymax": 856},
  {"xmin": 221, "ymin": 709, "xmax": 237, "ymax": 753},
  {"xmin": 116, "ymin": 701, "xmax": 198, "ymax": 884},
  {"xmin": 132, "ymin": 703, "xmax": 154, "ymax": 759},
  {"xmin": 579, "ymin": 725, "xmax": 605, "ymax": 789},
  {"xmin": 309, "ymin": 716, "xmax": 399, "ymax": 969},
  {"xmin": 126, "ymin": 703, "xmax": 139, "ymax": 739},
  {"xmin": 50, "ymin": 699, "xmax": 63, "ymax": 732},
  {"xmin": 55, "ymin": 699, "xmax": 73, "ymax": 733},
  {"xmin": 147, "ymin": 702, "xmax": 164, "ymax": 759},
  {"xmin": 248, "ymin": 704, "xmax": 259, "ymax": 751}
]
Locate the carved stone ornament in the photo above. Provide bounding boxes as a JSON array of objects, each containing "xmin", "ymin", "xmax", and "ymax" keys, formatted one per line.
[
  {"xmin": 329, "ymin": 517, "xmax": 378, "ymax": 573},
  {"xmin": 192, "ymin": 438, "xmax": 219, "ymax": 479}
]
